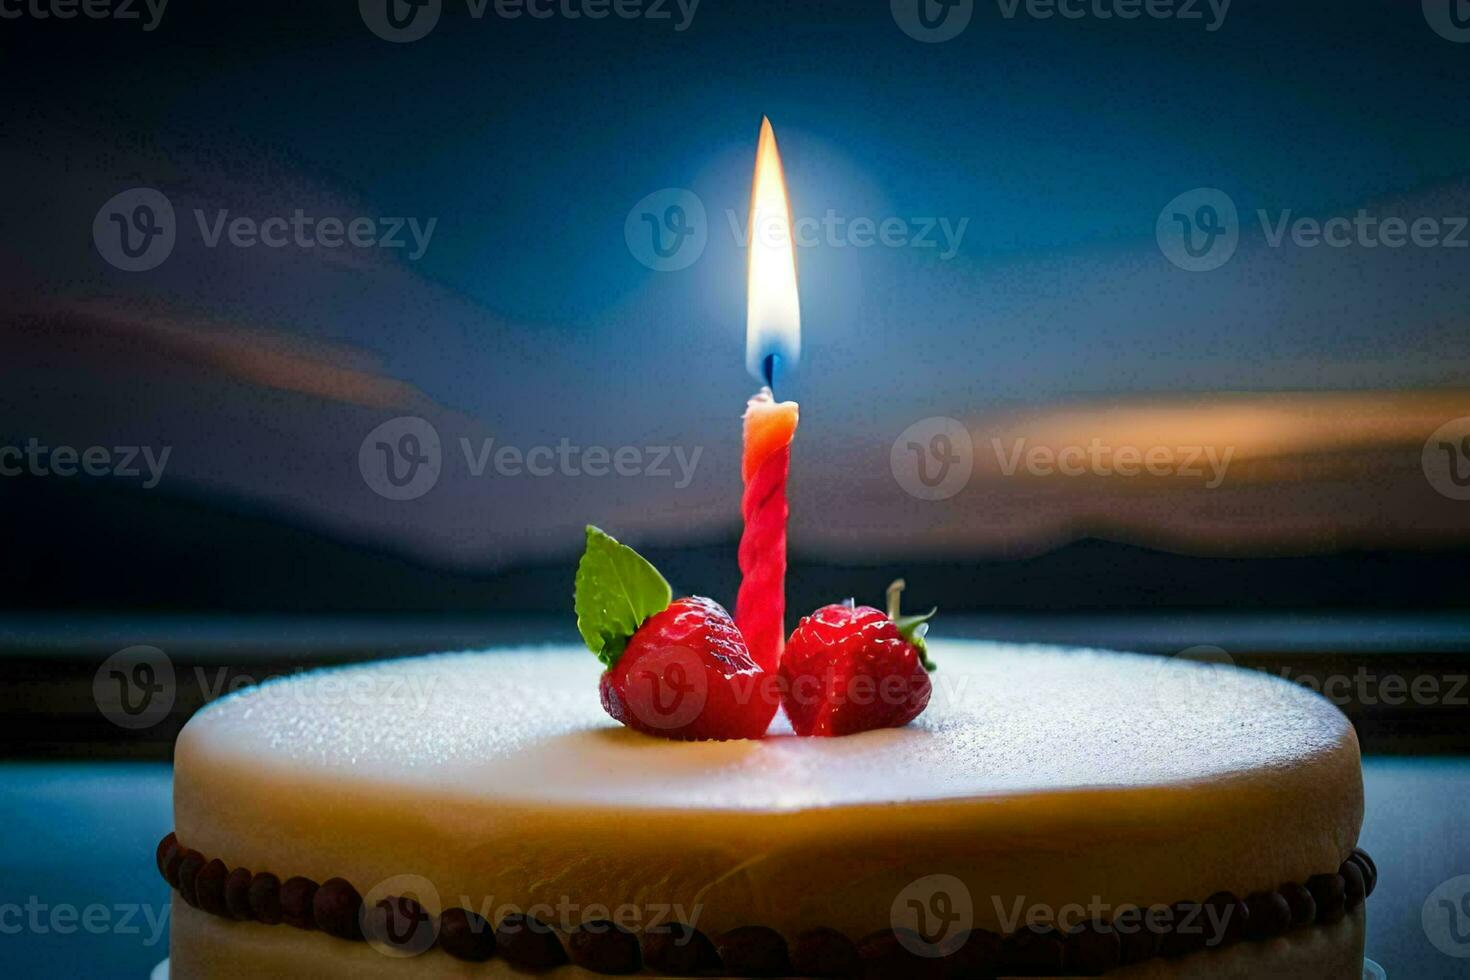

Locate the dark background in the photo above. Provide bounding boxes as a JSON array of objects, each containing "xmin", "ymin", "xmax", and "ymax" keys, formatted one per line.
[{"xmin": 3, "ymin": 0, "xmax": 1469, "ymax": 604}]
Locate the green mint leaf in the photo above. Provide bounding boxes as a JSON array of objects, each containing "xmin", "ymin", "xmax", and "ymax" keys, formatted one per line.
[
  {"xmin": 574, "ymin": 526, "xmax": 672, "ymax": 668},
  {"xmin": 894, "ymin": 609, "xmax": 938, "ymax": 672}
]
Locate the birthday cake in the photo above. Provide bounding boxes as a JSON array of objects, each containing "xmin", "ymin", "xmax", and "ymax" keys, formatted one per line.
[{"xmin": 159, "ymin": 642, "xmax": 1371, "ymax": 978}]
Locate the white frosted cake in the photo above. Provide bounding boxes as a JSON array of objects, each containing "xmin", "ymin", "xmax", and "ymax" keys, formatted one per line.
[{"xmin": 159, "ymin": 643, "xmax": 1373, "ymax": 977}]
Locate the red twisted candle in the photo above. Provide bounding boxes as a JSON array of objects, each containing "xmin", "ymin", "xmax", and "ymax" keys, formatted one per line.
[
  {"xmin": 736, "ymin": 388, "xmax": 799, "ymax": 675},
  {"xmin": 737, "ymin": 116, "xmax": 800, "ymax": 715}
]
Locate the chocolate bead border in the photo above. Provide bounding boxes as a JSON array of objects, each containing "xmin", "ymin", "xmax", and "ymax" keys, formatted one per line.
[{"xmin": 156, "ymin": 832, "xmax": 1376, "ymax": 977}]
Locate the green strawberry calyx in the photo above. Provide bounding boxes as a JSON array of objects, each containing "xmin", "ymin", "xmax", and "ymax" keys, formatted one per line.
[{"xmin": 887, "ymin": 578, "xmax": 938, "ymax": 672}]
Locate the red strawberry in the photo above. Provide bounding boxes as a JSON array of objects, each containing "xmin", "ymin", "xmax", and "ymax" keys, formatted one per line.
[
  {"xmin": 600, "ymin": 596, "xmax": 776, "ymax": 740},
  {"xmin": 780, "ymin": 580, "xmax": 936, "ymax": 737}
]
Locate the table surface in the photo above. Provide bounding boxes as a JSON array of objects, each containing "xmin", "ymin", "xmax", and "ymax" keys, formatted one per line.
[{"xmin": 1, "ymin": 759, "xmax": 1466, "ymax": 978}]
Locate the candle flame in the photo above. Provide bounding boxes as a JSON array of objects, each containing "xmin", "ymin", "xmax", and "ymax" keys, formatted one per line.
[{"xmin": 746, "ymin": 116, "xmax": 800, "ymax": 383}]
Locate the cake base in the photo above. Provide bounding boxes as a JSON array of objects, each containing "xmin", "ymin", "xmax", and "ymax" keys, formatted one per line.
[
  {"xmin": 165, "ymin": 642, "xmax": 1368, "ymax": 977},
  {"xmin": 169, "ymin": 900, "xmax": 1366, "ymax": 978}
]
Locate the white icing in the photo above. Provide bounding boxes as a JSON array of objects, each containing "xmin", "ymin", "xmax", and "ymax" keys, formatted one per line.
[{"xmin": 184, "ymin": 643, "xmax": 1350, "ymax": 808}]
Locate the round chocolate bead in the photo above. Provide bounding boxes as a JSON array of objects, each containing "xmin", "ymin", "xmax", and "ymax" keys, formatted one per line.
[
  {"xmin": 279, "ymin": 876, "xmax": 320, "ymax": 930},
  {"xmin": 365, "ymin": 896, "xmax": 435, "ymax": 955},
  {"xmin": 1348, "ymin": 849, "xmax": 1377, "ymax": 897},
  {"xmin": 855, "ymin": 930, "xmax": 945, "ymax": 980},
  {"xmin": 155, "ymin": 833, "xmax": 178, "ymax": 882},
  {"xmin": 717, "ymin": 925, "xmax": 791, "ymax": 977},
  {"xmin": 495, "ymin": 913, "xmax": 567, "ymax": 970},
  {"xmin": 1340, "ymin": 860, "xmax": 1366, "ymax": 909},
  {"xmin": 1158, "ymin": 903, "xmax": 1208, "ymax": 958},
  {"xmin": 948, "ymin": 928, "xmax": 1003, "ymax": 977},
  {"xmin": 248, "ymin": 872, "xmax": 283, "ymax": 925},
  {"xmin": 791, "ymin": 927, "xmax": 860, "ymax": 977},
  {"xmin": 1001, "ymin": 924, "xmax": 1066, "ymax": 974},
  {"xmin": 1244, "ymin": 890, "xmax": 1292, "ymax": 940},
  {"xmin": 1278, "ymin": 881, "xmax": 1316, "ymax": 928},
  {"xmin": 642, "ymin": 921, "xmax": 719, "ymax": 976},
  {"xmin": 161, "ymin": 845, "xmax": 185, "ymax": 890},
  {"xmin": 1204, "ymin": 892, "xmax": 1249, "ymax": 947},
  {"xmin": 312, "ymin": 877, "xmax": 363, "ymax": 940},
  {"xmin": 1113, "ymin": 905, "xmax": 1161, "ymax": 965},
  {"xmin": 175, "ymin": 850, "xmax": 205, "ymax": 908},
  {"xmin": 1352, "ymin": 847, "xmax": 1377, "ymax": 882},
  {"xmin": 1066, "ymin": 920, "xmax": 1122, "ymax": 976},
  {"xmin": 569, "ymin": 919, "xmax": 640, "ymax": 974},
  {"xmin": 1307, "ymin": 873, "xmax": 1346, "ymax": 925},
  {"xmin": 224, "ymin": 868, "xmax": 254, "ymax": 920},
  {"xmin": 194, "ymin": 859, "xmax": 228, "ymax": 916},
  {"xmin": 439, "ymin": 907, "xmax": 495, "ymax": 962}
]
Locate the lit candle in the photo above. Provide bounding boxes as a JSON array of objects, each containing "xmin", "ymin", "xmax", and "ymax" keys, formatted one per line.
[{"xmin": 736, "ymin": 118, "xmax": 800, "ymax": 678}]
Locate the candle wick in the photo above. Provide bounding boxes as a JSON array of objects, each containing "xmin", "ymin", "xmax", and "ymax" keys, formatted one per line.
[{"xmin": 762, "ymin": 353, "xmax": 780, "ymax": 394}]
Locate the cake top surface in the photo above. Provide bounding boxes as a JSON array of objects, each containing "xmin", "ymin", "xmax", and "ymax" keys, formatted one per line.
[{"xmin": 181, "ymin": 641, "xmax": 1353, "ymax": 811}]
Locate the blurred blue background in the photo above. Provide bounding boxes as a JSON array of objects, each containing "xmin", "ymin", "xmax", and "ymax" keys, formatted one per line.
[{"xmin": 3, "ymin": 0, "xmax": 1468, "ymax": 592}]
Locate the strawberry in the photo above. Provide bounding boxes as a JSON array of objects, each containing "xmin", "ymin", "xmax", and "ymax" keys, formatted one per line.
[
  {"xmin": 575, "ymin": 527, "xmax": 777, "ymax": 740},
  {"xmin": 599, "ymin": 595, "xmax": 775, "ymax": 740},
  {"xmin": 780, "ymin": 580, "xmax": 937, "ymax": 737}
]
